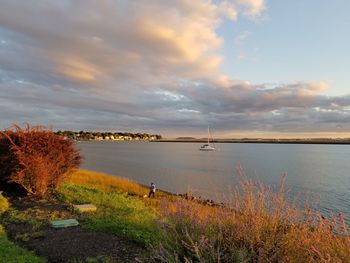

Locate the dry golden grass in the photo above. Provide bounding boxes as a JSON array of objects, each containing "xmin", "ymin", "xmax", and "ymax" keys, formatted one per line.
[
  {"xmin": 66, "ymin": 169, "xmax": 148, "ymax": 196},
  {"xmin": 152, "ymin": 170, "xmax": 350, "ymax": 262},
  {"xmin": 163, "ymin": 199, "xmax": 350, "ymax": 262},
  {"xmin": 65, "ymin": 169, "xmax": 177, "ymax": 209}
]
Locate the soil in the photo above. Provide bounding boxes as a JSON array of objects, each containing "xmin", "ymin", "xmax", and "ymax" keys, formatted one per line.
[{"xmin": 1, "ymin": 195, "xmax": 147, "ymax": 263}]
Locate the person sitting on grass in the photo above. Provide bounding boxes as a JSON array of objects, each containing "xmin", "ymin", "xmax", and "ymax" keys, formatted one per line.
[{"xmin": 148, "ymin": 182, "xmax": 156, "ymax": 198}]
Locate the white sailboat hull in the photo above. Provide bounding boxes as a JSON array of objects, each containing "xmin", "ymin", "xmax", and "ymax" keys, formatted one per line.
[{"xmin": 200, "ymin": 146, "xmax": 215, "ymax": 151}]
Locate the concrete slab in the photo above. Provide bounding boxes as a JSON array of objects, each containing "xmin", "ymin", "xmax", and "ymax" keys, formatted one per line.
[{"xmin": 51, "ymin": 219, "xmax": 79, "ymax": 228}]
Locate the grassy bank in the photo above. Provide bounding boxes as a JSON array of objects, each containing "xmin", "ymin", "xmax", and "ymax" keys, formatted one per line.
[
  {"xmin": 0, "ymin": 169, "xmax": 350, "ymax": 262},
  {"xmin": 0, "ymin": 170, "xmax": 160, "ymax": 262},
  {"xmin": 57, "ymin": 183, "xmax": 159, "ymax": 245},
  {"xmin": 64, "ymin": 170, "xmax": 350, "ymax": 262}
]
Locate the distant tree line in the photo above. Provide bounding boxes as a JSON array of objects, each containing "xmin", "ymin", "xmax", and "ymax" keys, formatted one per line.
[{"xmin": 55, "ymin": 130, "xmax": 162, "ymax": 141}]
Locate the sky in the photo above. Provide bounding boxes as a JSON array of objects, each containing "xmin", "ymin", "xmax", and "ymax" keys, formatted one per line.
[{"xmin": 0, "ymin": 0, "xmax": 350, "ymax": 138}]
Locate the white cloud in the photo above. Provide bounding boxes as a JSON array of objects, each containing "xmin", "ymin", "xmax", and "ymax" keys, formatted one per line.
[
  {"xmin": 235, "ymin": 31, "xmax": 252, "ymax": 45},
  {"xmin": 178, "ymin": 108, "xmax": 200, "ymax": 113},
  {"xmin": 237, "ymin": 0, "xmax": 266, "ymax": 17}
]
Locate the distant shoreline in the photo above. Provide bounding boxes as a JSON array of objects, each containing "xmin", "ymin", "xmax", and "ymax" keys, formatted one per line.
[
  {"xmin": 74, "ymin": 138, "xmax": 350, "ymax": 145},
  {"xmin": 152, "ymin": 138, "xmax": 350, "ymax": 145}
]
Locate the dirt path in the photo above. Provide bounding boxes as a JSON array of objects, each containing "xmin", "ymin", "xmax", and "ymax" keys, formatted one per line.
[{"xmin": 2, "ymin": 196, "xmax": 147, "ymax": 262}]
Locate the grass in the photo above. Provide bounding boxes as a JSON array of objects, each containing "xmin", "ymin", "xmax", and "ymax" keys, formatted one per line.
[
  {"xmin": 66, "ymin": 169, "xmax": 149, "ymax": 196},
  {"xmin": 57, "ymin": 182, "xmax": 160, "ymax": 245},
  {"xmin": 0, "ymin": 194, "xmax": 45, "ymax": 263},
  {"xmin": 0, "ymin": 225, "xmax": 46, "ymax": 263},
  {"xmin": 150, "ymin": 170, "xmax": 350, "ymax": 262},
  {"xmin": 1, "ymin": 168, "xmax": 350, "ymax": 262},
  {"xmin": 0, "ymin": 195, "xmax": 9, "ymax": 214},
  {"xmin": 1, "ymin": 208, "xmax": 48, "ymax": 234},
  {"xmin": 65, "ymin": 169, "xmax": 175, "ymax": 210},
  {"xmin": 0, "ymin": 170, "xmax": 161, "ymax": 262},
  {"xmin": 64, "ymin": 169, "xmax": 350, "ymax": 262},
  {"xmin": 71, "ymin": 255, "xmax": 115, "ymax": 263}
]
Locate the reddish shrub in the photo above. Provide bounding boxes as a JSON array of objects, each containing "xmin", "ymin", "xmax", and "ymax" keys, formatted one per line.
[{"xmin": 0, "ymin": 124, "xmax": 82, "ymax": 196}]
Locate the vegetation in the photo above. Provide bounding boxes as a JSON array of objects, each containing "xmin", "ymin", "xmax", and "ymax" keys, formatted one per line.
[
  {"xmin": 0, "ymin": 168, "xmax": 349, "ymax": 262},
  {"xmin": 55, "ymin": 130, "xmax": 162, "ymax": 141},
  {"xmin": 150, "ymin": 169, "xmax": 350, "ymax": 262},
  {"xmin": 0, "ymin": 170, "xmax": 157, "ymax": 261},
  {"xmin": 64, "ymin": 170, "xmax": 350, "ymax": 262},
  {"xmin": 0, "ymin": 224, "xmax": 45, "ymax": 263},
  {"xmin": 66, "ymin": 170, "xmax": 149, "ymax": 196},
  {"xmin": 0, "ymin": 194, "xmax": 45, "ymax": 263},
  {"xmin": 0, "ymin": 124, "xmax": 81, "ymax": 196},
  {"xmin": 0, "ymin": 195, "xmax": 9, "ymax": 214},
  {"xmin": 57, "ymin": 182, "xmax": 159, "ymax": 245},
  {"xmin": 66, "ymin": 170, "xmax": 171, "ymax": 201}
]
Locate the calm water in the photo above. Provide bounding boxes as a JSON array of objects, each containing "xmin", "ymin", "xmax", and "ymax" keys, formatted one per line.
[{"xmin": 79, "ymin": 141, "xmax": 350, "ymax": 219}]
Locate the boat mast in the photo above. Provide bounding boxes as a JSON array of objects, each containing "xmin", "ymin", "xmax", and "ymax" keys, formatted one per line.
[{"xmin": 207, "ymin": 125, "xmax": 210, "ymax": 144}]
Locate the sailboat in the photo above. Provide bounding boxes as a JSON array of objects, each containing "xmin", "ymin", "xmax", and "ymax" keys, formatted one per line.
[{"xmin": 200, "ymin": 126, "xmax": 215, "ymax": 151}]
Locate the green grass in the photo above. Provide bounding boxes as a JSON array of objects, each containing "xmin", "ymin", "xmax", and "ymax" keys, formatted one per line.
[
  {"xmin": 71, "ymin": 255, "xmax": 115, "ymax": 263},
  {"xmin": 58, "ymin": 183, "xmax": 160, "ymax": 245},
  {"xmin": 0, "ymin": 195, "xmax": 45, "ymax": 263},
  {"xmin": 0, "ymin": 224, "xmax": 45, "ymax": 263},
  {"xmin": 1, "ymin": 208, "xmax": 47, "ymax": 233}
]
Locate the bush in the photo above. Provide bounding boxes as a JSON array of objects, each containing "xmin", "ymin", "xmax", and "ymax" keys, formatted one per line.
[
  {"xmin": 0, "ymin": 124, "xmax": 82, "ymax": 196},
  {"xmin": 0, "ymin": 194, "xmax": 9, "ymax": 214}
]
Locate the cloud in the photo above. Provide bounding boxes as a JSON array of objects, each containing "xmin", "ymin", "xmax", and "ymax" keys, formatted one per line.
[
  {"xmin": 237, "ymin": 0, "xmax": 266, "ymax": 17},
  {"xmin": 235, "ymin": 31, "xmax": 252, "ymax": 45},
  {"xmin": 0, "ymin": 0, "xmax": 239, "ymax": 88},
  {"xmin": 2, "ymin": 0, "xmax": 350, "ymax": 136}
]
